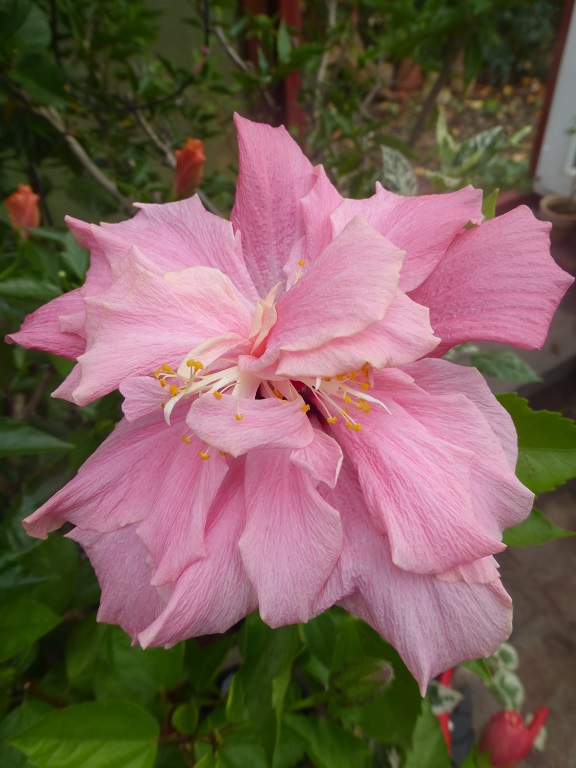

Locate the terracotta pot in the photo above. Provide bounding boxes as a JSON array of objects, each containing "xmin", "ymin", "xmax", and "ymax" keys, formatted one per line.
[{"xmin": 539, "ymin": 193, "xmax": 576, "ymax": 244}]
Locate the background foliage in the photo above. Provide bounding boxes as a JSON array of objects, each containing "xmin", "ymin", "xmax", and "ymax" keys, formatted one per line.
[{"xmin": 0, "ymin": 1, "xmax": 574, "ymax": 766}]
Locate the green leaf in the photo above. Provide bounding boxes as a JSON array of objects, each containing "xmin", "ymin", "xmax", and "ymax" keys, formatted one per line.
[
  {"xmin": 0, "ymin": 278, "xmax": 61, "ymax": 301},
  {"xmin": 0, "ymin": 417, "xmax": 73, "ymax": 457},
  {"xmin": 403, "ymin": 700, "xmax": 451, "ymax": 768},
  {"xmin": 229, "ymin": 615, "xmax": 304, "ymax": 764},
  {"xmin": 95, "ymin": 626, "xmax": 185, "ymax": 704},
  {"xmin": 65, "ymin": 615, "xmax": 108, "ymax": 690},
  {"xmin": 276, "ymin": 21, "xmax": 291, "ymax": 64},
  {"xmin": 60, "ymin": 232, "xmax": 89, "ymax": 280},
  {"xmin": 481, "ymin": 189, "xmax": 499, "ymax": 221},
  {"xmin": 284, "ymin": 714, "xmax": 371, "ymax": 768},
  {"xmin": 469, "ymin": 349, "xmax": 540, "ymax": 383},
  {"xmin": 185, "ymin": 635, "xmax": 233, "ymax": 693},
  {"xmin": 381, "ymin": 145, "xmax": 418, "ymax": 196},
  {"xmin": 503, "ymin": 507, "xmax": 575, "ymax": 546},
  {"xmin": 347, "ymin": 621, "xmax": 420, "ymax": 746},
  {"xmin": 0, "ymin": 598, "xmax": 60, "ymax": 663},
  {"xmin": 8, "ymin": 701, "xmax": 159, "ymax": 768},
  {"xmin": 460, "ymin": 658, "xmax": 492, "ymax": 685},
  {"xmin": 498, "ymin": 394, "xmax": 576, "ymax": 492},
  {"xmin": 171, "ymin": 702, "xmax": 199, "ymax": 736},
  {"xmin": 19, "ymin": 535, "xmax": 79, "ymax": 612},
  {"xmin": 461, "ymin": 745, "xmax": 492, "ymax": 768},
  {"xmin": 0, "ymin": 699, "xmax": 54, "ymax": 768}
]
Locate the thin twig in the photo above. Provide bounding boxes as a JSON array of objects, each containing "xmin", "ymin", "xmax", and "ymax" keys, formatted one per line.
[
  {"xmin": 135, "ymin": 110, "xmax": 176, "ymax": 168},
  {"xmin": 314, "ymin": 0, "xmax": 338, "ymax": 113},
  {"xmin": 3, "ymin": 78, "xmax": 133, "ymax": 212},
  {"xmin": 212, "ymin": 24, "xmax": 277, "ymax": 113},
  {"xmin": 213, "ymin": 24, "xmax": 252, "ymax": 73}
]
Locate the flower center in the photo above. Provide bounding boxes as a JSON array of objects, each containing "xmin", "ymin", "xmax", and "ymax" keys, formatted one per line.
[{"xmin": 153, "ymin": 291, "xmax": 389, "ymax": 455}]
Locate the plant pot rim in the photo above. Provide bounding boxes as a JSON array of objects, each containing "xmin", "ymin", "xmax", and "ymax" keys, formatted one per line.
[{"xmin": 539, "ymin": 193, "xmax": 576, "ymax": 224}]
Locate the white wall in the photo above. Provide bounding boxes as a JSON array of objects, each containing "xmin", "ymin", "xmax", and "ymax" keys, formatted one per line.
[{"xmin": 534, "ymin": 6, "xmax": 576, "ymax": 196}]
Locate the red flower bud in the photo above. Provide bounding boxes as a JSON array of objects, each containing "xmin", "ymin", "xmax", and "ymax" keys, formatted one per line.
[
  {"xmin": 3, "ymin": 184, "xmax": 40, "ymax": 238},
  {"xmin": 479, "ymin": 707, "xmax": 549, "ymax": 767},
  {"xmin": 173, "ymin": 138, "xmax": 206, "ymax": 198}
]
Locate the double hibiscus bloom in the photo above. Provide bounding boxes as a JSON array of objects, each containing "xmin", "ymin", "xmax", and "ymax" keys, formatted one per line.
[{"xmin": 10, "ymin": 116, "xmax": 572, "ymax": 690}]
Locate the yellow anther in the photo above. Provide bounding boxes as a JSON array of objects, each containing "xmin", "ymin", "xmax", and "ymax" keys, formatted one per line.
[
  {"xmin": 161, "ymin": 402, "xmax": 166, "ymax": 409},
  {"xmin": 352, "ymin": 423, "xmax": 362, "ymax": 432},
  {"xmin": 154, "ymin": 369, "xmax": 161, "ymax": 379},
  {"xmin": 360, "ymin": 382, "xmax": 370, "ymax": 390},
  {"xmin": 181, "ymin": 434, "xmax": 192, "ymax": 444},
  {"xmin": 323, "ymin": 377, "xmax": 332, "ymax": 382},
  {"xmin": 169, "ymin": 384, "xmax": 179, "ymax": 397},
  {"xmin": 348, "ymin": 371, "xmax": 357, "ymax": 380},
  {"xmin": 343, "ymin": 395, "xmax": 352, "ymax": 403},
  {"xmin": 186, "ymin": 359, "xmax": 204, "ymax": 370},
  {"xmin": 235, "ymin": 413, "xmax": 244, "ymax": 421},
  {"xmin": 327, "ymin": 417, "xmax": 338, "ymax": 424},
  {"xmin": 213, "ymin": 391, "xmax": 222, "ymax": 399},
  {"xmin": 198, "ymin": 450, "xmax": 210, "ymax": 460},
  {"xmin": 297, "ymin": 259, "xmax": 306, "ymax": 266},
  {"xmin": 219, "ymin": 450, "xmax": 228, "ymax": 456},
  {"xmin": 343, "ymin": 407, "xmax": 349, "ymax": 414},
  {"xmin": 336, "ymin": 374, "xmax": 346, "ymax": 381},
  {"xmin": 161, "ymin": 364, "xmax": 174, "ymax": 373},
  {"xmin": 160, "ymin": 379, "xmax": 167, "ymax": 388},
  {"xmin": 345, "ymin": 421, "xmax": 354, "ymax": 429},
  {"xmin": 301, "ymin": 404, "xmax": 311, "ymax": 412}
]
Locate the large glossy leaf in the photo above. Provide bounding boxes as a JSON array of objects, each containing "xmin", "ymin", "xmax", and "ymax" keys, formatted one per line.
[
  {"xmin": 0, "ymin": 598, "xmax": 60, "ymax": 663},
  {"xmin": 0, "ymin": 417, "xmax": 73, "ymax": 457},
  {"xmin": 8, "ymin": 701, "xmax": 159, "ymax": 768},
  {"xmin": 403, "ymin": 700, "xmax": 451, "ymax": 768},
  {"xmin": 503, "ymin": 507, "xmax": 575, "ymax": 547},
  {"xmin": 497, "ymin": 394, "xmax": 576, "ymax": 493}
]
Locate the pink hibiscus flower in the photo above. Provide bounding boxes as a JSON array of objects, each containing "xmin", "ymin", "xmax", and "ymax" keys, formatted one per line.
[{"xmin": 8, "ymin": 115, "xmax": 573, "ymax": 691}]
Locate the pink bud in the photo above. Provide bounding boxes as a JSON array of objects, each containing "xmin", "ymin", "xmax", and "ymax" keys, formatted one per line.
[
  {"xmin": 3, "ymin": 184, "xmax": 40, "ymax": 238},
  {"xmin": 479, "ymin": 707, "xmax": 549, "ymax": 767},
  {"xmin": 173, "ymin": 138, "xmax": 206, "ymax": 198}
]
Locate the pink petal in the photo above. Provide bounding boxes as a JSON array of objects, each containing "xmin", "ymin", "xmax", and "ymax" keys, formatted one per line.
[
  {"xmin": 66, "ymin": 216, "xmax": 114, "ymax": 296},
  {"xmin": 291, "ymin": 426, "xmax": 343, "ymax": 488},
  {"xmin": 316, "ymin": 465, "xmax": 512, "ymax": 691},
  {"xmin": 239, "ymin": 450, "xmax": 342, "ymax": 626},
  {"xmin": 409, "ymin": 206, "xmax": 574, "ymax": 355},
  {"xmin": 23, "ymin": 411, "xmax": 198, "ymax": 537},
  {"xmin": 68, "ymin": 524, "xmax": 166, "ymax": 642},
  {"xmin": 275, "ymin": 290, "xmax": 438, "ymax": 378},
  {"xmin": 332, "ymin": 396, "xmax": 504, "ymax": 574},
  {"xmin": 266, "ymin": 217, "xmax": 406, "ymax": 358},
  {"xmin": 188, "ymin": 394, "xmax": 314, "ymax": 457},
  {"xmin": 120, "ymin": 376, "xmax": 166, "ymax": 422},
  {"xmin": 401, "ymin": 358, "xmax": 519, "ymax": 469},
  {"xmin": 385, "ymin": 385, "xmax": 533, "ymax": 534},
  {"xmin": 6, "ymin": 290, "xmax": 86, "ymax": 359},
  {"xmin": 93, "ymin": 196, "xmax": 258, "ymax": 305},
  {"xmin": 438, "ymin": 556, "xmax": 501, "ymax": 585},
  {"xmin": 62, "ymin": 249, "xmax": 253, "ymax": 405},
  {"xmin": 137, "ymin": 436, "xmax": 229, "ymax": 586},
  {"xmin": 231, "ymin": 114, "xmax": 315, "ymax": 296},
  {"xmin": 330, "ymin": 185, "xmax": 483, "ymax": 291},
  {"xmin": 139, "ymin": 461, "xmax": 257, "ymax": 645},
  {"xmin": 283, "ymin": 165, "xmax": 343, "ymax": 282}
]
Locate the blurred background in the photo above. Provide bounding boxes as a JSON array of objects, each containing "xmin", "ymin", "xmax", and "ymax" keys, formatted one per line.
[{"xmin": 1, "ymin": 2, "xmax": 575, "ymax": 766}]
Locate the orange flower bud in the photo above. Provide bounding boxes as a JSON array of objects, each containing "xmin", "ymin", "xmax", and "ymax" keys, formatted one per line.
[
  {"xmin": 173, "ymin": 139, "xmax": 206, "ymax": 198},
  {"xmin": 3, "ymin": 184, "xmax": 40, "ymax": 238}
]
